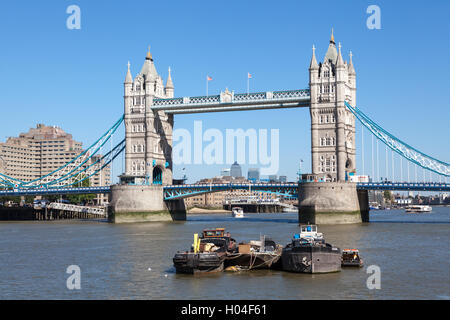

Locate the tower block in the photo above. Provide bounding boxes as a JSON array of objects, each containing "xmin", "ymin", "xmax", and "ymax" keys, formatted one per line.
[
  {"xmin": 109, "ymin": 48, "xmax": 185, "ymax": 223},
  {"xmin": 299, "ymin": 31, "xmax": 367, "ymax": 224}
]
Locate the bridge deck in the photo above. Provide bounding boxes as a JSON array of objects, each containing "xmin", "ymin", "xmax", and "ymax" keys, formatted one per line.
[
  {"xmin": 152, "ymin": 89, "xmax": 310, "ymax": 114},
  {"xmin": 0, "ymin": 182, "xmax": 448, "ymax": 198}
]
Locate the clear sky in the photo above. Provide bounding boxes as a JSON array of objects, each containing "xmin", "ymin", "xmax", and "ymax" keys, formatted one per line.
[{"xmin": 0, "ymin": 0, "xmax": 449, "ymax": 183}]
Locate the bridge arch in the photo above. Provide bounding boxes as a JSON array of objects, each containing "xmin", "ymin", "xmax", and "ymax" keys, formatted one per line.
[{"xmin": 152, "ymin": 166, "xmax": 163, "ymax": 185}]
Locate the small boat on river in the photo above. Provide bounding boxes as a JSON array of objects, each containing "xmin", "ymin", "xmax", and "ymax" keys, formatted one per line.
[
  {"xmin": 225, "ymin": 235, "xmax": 283, "ymax": 271},
  {"xmin": 405, "ymin": 205, "xmax": 432, "ymax": 213},
  {"xmin": 341, "ymin": 249, "xmax": 364, "ymax": 267},
  {"xmin": 232, "ymin": 207, "xmax": 244, "ymax": 218},
  {"xmin": 281, "ymin": 225, "xmax": 341, "ymax": 274},
  {"xmin": 173, "ymin": 228, "xmax": 237, "ymax": 274}
]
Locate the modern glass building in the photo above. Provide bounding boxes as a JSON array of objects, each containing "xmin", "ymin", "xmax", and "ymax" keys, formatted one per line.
[
  {"xmin": 230, "ymin": 161, "xmax": 242, "ymax": 178},
  {"xmin": 248, "ymin": 168, "xmax": 260, "ymax": 182}
]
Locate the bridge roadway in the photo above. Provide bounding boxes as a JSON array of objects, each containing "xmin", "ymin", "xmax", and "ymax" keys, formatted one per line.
[{"xmin": 0, "ymin": 182, "xmax": 448, "ymax": 198}]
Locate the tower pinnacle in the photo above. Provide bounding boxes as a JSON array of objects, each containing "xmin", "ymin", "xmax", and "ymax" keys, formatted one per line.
[
  {"xmin": 125, "ymin": 61, "xmax": 132, "ymax": 83},
  {"xmin": 336, "ymin": 42, "xmax": 344, "ymax": 67},
  {"xmin": 309, "ymin": 45, "xmax": 319, "ymax": 69},
  {"xmin": 348, "ymin": 51, "xmax": 356, "ymax": 75},
  {"xmin": 330, "ymin": 28, "xmax": 335, "ymax": 44},
  {"xmin": 166, "ymin": 66, "xmax": 174, "ymax": 89}
]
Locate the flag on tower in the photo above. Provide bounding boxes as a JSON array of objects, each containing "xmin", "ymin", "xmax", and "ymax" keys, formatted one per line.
[
  {"xmin": 206, "ymin": 75, "xmax": 212, "ymax": 96},
  {"xmin": 248, "ymin": 73, "xmax": 252, "ymax": 79}
]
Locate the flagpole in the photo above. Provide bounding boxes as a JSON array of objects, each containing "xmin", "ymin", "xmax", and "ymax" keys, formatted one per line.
[
  {"xmin": 247, "ymin": 75, "xmax": 249, "ymax": 95},
  {"xmin": 206, "ymin": 76, "xmax": 208, "ymax": 97}
]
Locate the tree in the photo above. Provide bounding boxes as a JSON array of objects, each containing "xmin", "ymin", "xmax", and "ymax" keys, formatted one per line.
[
  {"xmin": 383, "ymin": 190, "xmax": 392, "ymax": 203},
  {"xmin": 65, "ymin": 175, "xmax": 96, "ymax": 205},
  {"xmin": 0, "ymin": 196, "xmax": 21, "ymax": 204}
]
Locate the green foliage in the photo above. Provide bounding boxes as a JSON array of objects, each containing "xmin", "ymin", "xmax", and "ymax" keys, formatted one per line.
[
  {"xmin": 0, "ymin": 196, "xmax": 21, "ymax": 204},
  {"xmin": 383, "ymin": 190, "xmax": 392, "ymax": 202},
  {"xmin": 65, "ymin": 176, "xmax": 96, "ymax": 204}
]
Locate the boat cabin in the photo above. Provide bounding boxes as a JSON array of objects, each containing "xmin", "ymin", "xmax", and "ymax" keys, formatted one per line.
[
  {"xmin": 297, "ymin": 225, "xmax": 324, "ymax": 241},
  {"xmin": 341, "ymin": 249, "xmax": 363, "ymax": 267},
  {"xmin": 199, "ymin": 228, "xmax": 236, "ymax": 253},
  {"xmin": 202, "ymin": 228, "xmax": 230, "ymax": 238}
]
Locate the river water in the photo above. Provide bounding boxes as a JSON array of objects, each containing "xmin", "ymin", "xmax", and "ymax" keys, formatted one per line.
[{"xmin": 0, "ymin": 207, "xmax": 449, "ymax": 300}]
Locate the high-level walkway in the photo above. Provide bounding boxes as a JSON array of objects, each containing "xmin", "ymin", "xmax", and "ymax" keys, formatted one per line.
[{"xmin": 152, "ymin": 89, "xmax": 310, "ymax": 114}]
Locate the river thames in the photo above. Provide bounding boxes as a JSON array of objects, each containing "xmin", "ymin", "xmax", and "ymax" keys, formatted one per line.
[{"xmin": 0, "ymin": 207, "xmax": 449, "ymax": 300}]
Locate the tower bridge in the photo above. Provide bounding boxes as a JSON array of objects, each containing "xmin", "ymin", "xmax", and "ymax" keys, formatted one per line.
[{"xmin": 1, "ymin": 31, "xmax": 449, "ymax": 223}]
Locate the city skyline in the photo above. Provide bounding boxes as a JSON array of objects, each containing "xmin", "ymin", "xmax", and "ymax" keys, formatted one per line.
[{"xmin": 0, "ymin": 1, "xmax": 449, "ymax": 184}]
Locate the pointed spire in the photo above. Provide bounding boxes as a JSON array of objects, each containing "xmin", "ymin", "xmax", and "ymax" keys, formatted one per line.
[
  {"xmin": 166, "ymin": 66, "xmax": 174, "ymax": 88},
  {"xmin": 146, "ymin": 45, "xmax": 153, "ymax": 61},
  {"xmin": 309, "ymin": 45, "xmax": 319, "ymax": 69},
  {"xmin": 125, "ymin": 61, "xmax": 132, "ymax": 83},
  {"xmin": 140, "ymin": 46, "xmax": 158, "ymax": 81},
  {"xmin": 324, "ymin": 29, "xmax": 338, "ymax": 65},
  {"xmin": 348, "ymin": 51, "xmax": 356, "ymax": 75},
  {"xmin": 336, "ymin": 42, "xmax": 344, "ymax": 67}
]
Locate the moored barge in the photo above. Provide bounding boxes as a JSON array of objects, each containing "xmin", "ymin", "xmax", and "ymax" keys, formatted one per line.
[
  {"xmin": 281, "ymin": 225, "xmax": 341, "ymax": 274},
  {"xmin": 173, "ymin": 228, "xmax": 237, "ymax": 274},
  {"xmin": 225, "ymin": 235, "xmax": 283, "ymax": 271}
]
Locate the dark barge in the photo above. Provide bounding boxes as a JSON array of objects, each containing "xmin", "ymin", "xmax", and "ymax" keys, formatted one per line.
[
  {"xmin": 225, "ymin": 236, "xmax": 283, "ymax": 271},
  {"xmin": 173, "ymin": 228, "xmax": 237, "ymax": 274},
  {"xmin": 281, "ymin": 225, "xmax": 341, "ymax": 274}
]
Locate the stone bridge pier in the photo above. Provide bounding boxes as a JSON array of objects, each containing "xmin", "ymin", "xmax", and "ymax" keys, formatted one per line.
[
  {"xmin": 108, "ymin": 185, "xmax": 186, "ymax": 223},
  {"xmin": 298, "ymin": 182, "xmax": 369, "ymax": 224}
]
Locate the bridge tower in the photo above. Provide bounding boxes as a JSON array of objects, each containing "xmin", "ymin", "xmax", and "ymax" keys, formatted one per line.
[
  {"xmin": 299, "ymin": 31, "xmax": 365, "ymax": 224},
  {"xmin": 109, "ymin": 48, "xmax": 185, "ymax": 223},
  {"xmin": 309, "ymin": 30, "xmax": 356, "ymax": 182},
  {"xmin": 121, "ymin": 47, "xmax": 174, "ymax": 186}
]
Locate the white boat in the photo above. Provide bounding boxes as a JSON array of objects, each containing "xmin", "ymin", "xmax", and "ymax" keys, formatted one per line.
[
  {"xmin": 405, "ymin": 205, "xmax": 432, "ymax": 213},
  {"xmin": 232, "ymin": 207, "xmax": 244, "ymax": 218}
]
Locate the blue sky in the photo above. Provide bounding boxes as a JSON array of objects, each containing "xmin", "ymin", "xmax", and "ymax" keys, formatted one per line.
[{"xmin": 0, "ymin": 0, "xmax": 449, "ymax": 183}]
